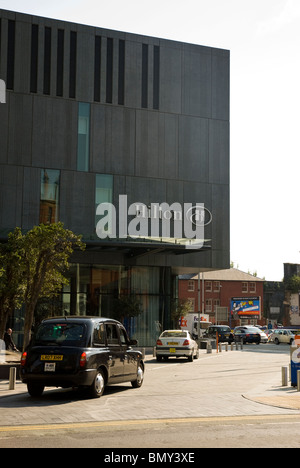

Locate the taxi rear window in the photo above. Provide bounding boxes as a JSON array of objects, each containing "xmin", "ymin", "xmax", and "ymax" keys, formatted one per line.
[
  {"xmin": 161, "ymin": 331, "xmax": 187, "ymax": 338},
  {"xmin": 33, "ymin": 322, "xmax": 86, "ymax": 346}
]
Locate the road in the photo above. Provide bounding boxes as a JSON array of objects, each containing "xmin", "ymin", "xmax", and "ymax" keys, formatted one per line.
[{"xmin": 1, "ymin": 343, "xmax": 300, "ymax": 448}]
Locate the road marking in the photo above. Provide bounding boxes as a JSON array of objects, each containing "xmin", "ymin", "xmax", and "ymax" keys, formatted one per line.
[{"xmin": 1, "ymin": 414, "xmax": 300, "ymax": 433}]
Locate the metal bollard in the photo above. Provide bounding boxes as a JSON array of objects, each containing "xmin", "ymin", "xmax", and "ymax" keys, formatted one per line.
[
  {"xmin": 153, "ymin": 347, "xmax": 156, "ymax": 357},
  {"xmin": 281, "ymin": 366, "xmax": 288, "ymax": 387},
  {"xmin": 9, "ymin": 367, "xmax": 16, "ymax": 390},
  {"xmin": 225, "ymin": 343, "xmax": 228, "ymax": 352},
  {"xmin": 206, "ymin": 342, "xmax": 212, "ymax": 354},
  {"xmin": 231, "ymin": 343, "xmax": 234, "ymax": 351},
  {"xmin": 297, "ymin": 370, "xmax": 300, "ymax": 392},
  {"xmin": 218, "ymin": 343, "xmax": 222, "ymax": 353}
]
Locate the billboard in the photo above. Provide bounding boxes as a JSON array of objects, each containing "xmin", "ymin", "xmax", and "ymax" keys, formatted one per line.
[{"xmin": 231, "ymin": 297, "xmax": 260, "ymax": 319}]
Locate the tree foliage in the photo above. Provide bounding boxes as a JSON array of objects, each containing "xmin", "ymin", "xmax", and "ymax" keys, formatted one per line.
[
  {"xmin": 284, "ymin": 275, "xmax": 300, "ymax": 293},
  {"xmin": 170, "ymin": 298, "xmax": 192, "ymax": 328},
  {"xmin": 0, "ymin": 223, "xmax": 85, "ymax": 349},
  {"xmin": 113, "ymin": 295, "xmax": 143, "ymax": 323},
  {"xmin": 0, "ymin": 228, "xmax": 26, "ymax": 338}
]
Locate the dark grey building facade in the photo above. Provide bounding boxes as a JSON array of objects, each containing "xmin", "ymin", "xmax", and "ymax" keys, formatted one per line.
[{"xmin": 0, "ymin": 9, "xmax": 230, "ymax": 346}]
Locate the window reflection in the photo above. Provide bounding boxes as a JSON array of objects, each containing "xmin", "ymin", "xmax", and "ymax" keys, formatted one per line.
[
  {"xmin": 40, "ymin": 169, "xmax": 60, "ymax": 224},
  {"xmin": 60, "ymin": 264, "xmax": 171, "ymax": 347},
  {"xmin": 77, "ymin": 102, "xmax": 90, "ymax": 171}
]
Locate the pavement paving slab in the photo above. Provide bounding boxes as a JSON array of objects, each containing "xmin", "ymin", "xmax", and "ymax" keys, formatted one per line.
[{"xmin": 1, "ymin": 346, "xmax": 300, "ymax": 429}]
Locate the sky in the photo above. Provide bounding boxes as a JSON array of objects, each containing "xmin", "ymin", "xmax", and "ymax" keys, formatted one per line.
[{"xmin": 1, "ymin": 0, "xmax": 300, "ymax": 281}]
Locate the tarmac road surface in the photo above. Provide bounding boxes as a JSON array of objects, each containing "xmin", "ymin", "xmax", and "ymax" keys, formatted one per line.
[{"xmin": 0, "ymin": 343, "xmax": 300, "ymax": 448}]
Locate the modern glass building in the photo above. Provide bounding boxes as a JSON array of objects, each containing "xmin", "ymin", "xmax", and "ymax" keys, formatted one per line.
[{"xmin": 0, "ymin": 9, "xmax": 230, "ymax": 346}]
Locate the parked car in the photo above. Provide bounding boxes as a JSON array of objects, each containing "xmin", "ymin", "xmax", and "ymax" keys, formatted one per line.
[
  {"xmin": 233, "ymin": 326, "xmax": 268, "ymax": 343},
  {"xmin": 253, "ymin": 327, "xmax": 268, "ymax": 343},
  {"xmin": 270, "ymin": 329, "xmax": 295, "ymax": 345},
  {"xmin": 233, "ymin": 327, "xmax": 261, "ymax": 344},
  {"xmin": 156, "ymin": 330, "xmax": 199, "ymax": 361},
  {"xmin": 205, "ymin": 325, "xmax": 234, "ymax": 343},
  {"xmin": 21, "ymin": 317, "xmax": 144, "ymax": 398}
]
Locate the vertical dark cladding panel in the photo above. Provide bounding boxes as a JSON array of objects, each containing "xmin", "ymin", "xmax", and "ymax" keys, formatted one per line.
[
  {"xmin": 118, "ymin": 39, "xmax": 125, "ymax": 105},
  {"xmin": 94, "ymin": 35, "xmax": 101, "ymax": 102},
  {"xmin": 43, "ymin": 26, "xmax": 51, "ymax": 95},
  {"xmin": 153, "ymin": 45, "xmax": 160, "ymax": 110},
  {"xmin": 7, "ymin": 19, "xmax": 15, "ymax": 90},
  {"xmin": 56, "ymin": 29, "xmax": 64, "ymax": 97},
  {"xmin": 141, "ymin": 43, "xmax": 148, "ymax": 108},
  {"xmin": 106, "ymin": 37, "xmax": 113, "ymax": 103},
  {"xmin": 69, "ymin": 30, "xmax": 77, "ymax": 98},
  {"xmin": 30, "ymin": 24, "xmax": 38, "ymax": 93}
]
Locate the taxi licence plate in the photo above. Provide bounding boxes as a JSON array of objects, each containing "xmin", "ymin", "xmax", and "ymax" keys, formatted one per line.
[
  {"xmin": 44, "ymin": 363, "xmax": 56, "ymax": 372},
  {"xmin": 167, "ymin": 342, "xmax": 178, "ymax": 346},
  {"xmin": 41, "ymin": 355, "xmax": 63, "ymax": 361}
]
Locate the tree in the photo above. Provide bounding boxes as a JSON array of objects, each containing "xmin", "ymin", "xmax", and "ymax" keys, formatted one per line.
[
  {"xmin": 113, "ymin": 295, "xmax": 142, "ymax": 323},
  {"xmin": 285, "ymin": 275, "xmax": 300, "ymax": 293},
  {"xmin": 0, "ymin": 228, "xmax": 26, "ymax": 339},
  {"xmin": 170, "ymin": 298, "xmax": 192, "ymax": 328},
  {"xmin": 22, "ymin": 223, "xmax": 85, "ymax": 349}
]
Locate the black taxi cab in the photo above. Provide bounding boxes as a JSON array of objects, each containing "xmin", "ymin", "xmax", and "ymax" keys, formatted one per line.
[{"xmin": 20, "ymin": 317, "xmax": 144, "ymax": 398}]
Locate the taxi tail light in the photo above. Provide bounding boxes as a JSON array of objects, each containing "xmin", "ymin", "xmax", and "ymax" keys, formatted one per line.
[
  {"xmin": 183, "ymin": 340, "xmax": 190, "ymax": 346},
  {"xmin": 21, "ymin": 352, "xmax": 27, "ymax": 367},
  {"xmin": 79, "ymin": 352, "xmax": 87, "ymax": 368},
  {"xmin": 156, "ymin": 339, "xmax": 162, "ymax": 346}
]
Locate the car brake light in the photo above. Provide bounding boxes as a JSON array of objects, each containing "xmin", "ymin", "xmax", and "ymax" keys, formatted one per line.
[
  {"xmin": 79, "ymin": 352, "xmax": 87, "ymax": 368},
  {"xmin": 21, "ymin": 352, "xmax": 27, "ymax": 367},
  {"xmin": 156, "ymin": 339, "xmax": 162, "ymax": 346},
  {"xmin": 183, "ymin": 340, "xmax": 190, "ymax": 346}
]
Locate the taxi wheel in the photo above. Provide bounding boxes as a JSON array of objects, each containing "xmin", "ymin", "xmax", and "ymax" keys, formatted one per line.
[
  {"xmin": 131, "ymin": 364, "xmax": 144, "ymax": 388},
  {"xmin": 27, "ymin": 383, "xmax": 44, "ymax": 397},
  {"xmin": 89, "ymin": 369, "xmax": 105, "ymax": 398}
]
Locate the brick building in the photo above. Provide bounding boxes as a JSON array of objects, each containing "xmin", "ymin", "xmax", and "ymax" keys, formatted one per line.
[{"xmin": 179, "ymin": 268, "xmax": 264, "ymax": 327}]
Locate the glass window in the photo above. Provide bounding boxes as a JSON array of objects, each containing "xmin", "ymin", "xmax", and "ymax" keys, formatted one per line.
[
  {"xmin": 40, "ymin": 169, "xmax": 60, "ymax": 224},
  {"xmin": 119, "ymin": 327, "xmax": 128, "ymax": 346},
  {"xmin": 77, "ymin": 102, "xmax": 90, "ymax": 171},
  {"xmin": 93, "ymin": 323, "xmax": 105, "ymax": 346},
  {"xmin": 33, "ymin": 322, "xmax": 86, "ymax": 347},
  {"xmin": 95, "ymin": 174, "xmax": 113, "ymax": 237},
  {"xmin": 106, "ymin": 324, "xmax": 119, "ymax": 345}
]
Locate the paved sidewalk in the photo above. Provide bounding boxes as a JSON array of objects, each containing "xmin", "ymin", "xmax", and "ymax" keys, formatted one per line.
[{"xmin": 1, "ymin": 347, "xmax": 300, "ymax": 421}]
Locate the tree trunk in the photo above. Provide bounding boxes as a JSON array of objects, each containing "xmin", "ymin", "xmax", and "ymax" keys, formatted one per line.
[
  {"xmin": 0, "ymin": 300, "xmax": 10, "ymax": 342},
  {"xmin": 23, "ymin": 302, "xmax": 35, "ymax": 350}
]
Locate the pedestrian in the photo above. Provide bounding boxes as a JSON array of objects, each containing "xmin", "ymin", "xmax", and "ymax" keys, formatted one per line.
[{"xmin": 3, "ymin": 328, "xmax": 18, "ymax": 352}]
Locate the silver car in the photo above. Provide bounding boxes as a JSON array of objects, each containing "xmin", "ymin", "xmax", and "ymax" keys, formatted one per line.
[
  {"xmin": 156, "ymin": 330, "xmax": 199, "ymax": 362},
  {"xmin": 270, "ymin": 329, "xmax": 295, "ymax": 345}
]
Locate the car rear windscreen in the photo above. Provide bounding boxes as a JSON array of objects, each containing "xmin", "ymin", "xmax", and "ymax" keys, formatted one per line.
[{"xmin": 33, "ymin": 322, "xmax": 86, "ymax": 346}]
